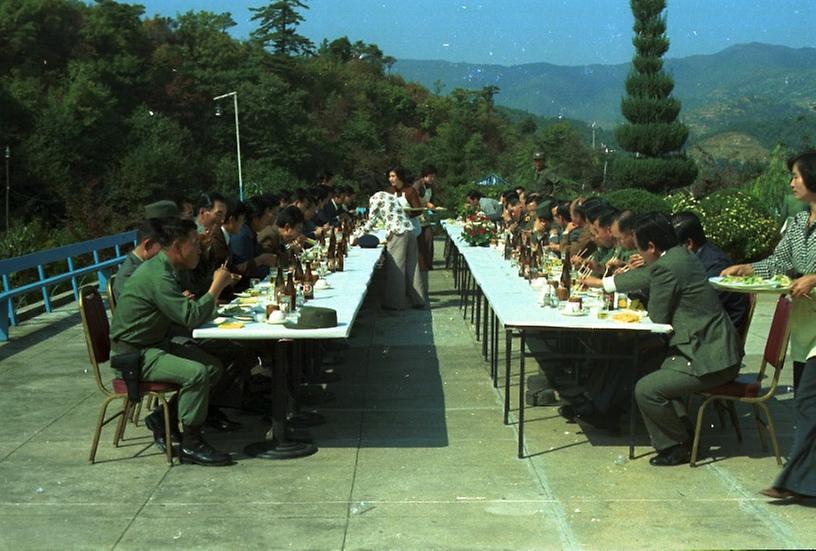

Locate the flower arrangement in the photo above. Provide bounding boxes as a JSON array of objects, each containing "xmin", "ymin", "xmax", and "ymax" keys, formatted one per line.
[{"xmin": 462, "ymin": 213, "xmax": 497, "ymax": 246}]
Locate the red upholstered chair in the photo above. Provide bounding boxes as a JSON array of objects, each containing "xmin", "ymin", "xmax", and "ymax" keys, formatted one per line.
[
  {"xmin": 79, "ymin": 285, "xmax": 178, "ymax": 465},
  {"xmin": 690, "ymin": 296, "xmax": 792, "ymax": 467}
]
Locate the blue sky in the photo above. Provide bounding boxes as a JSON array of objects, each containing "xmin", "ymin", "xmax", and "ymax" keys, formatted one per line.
[{"xmin": 137, "ymin": 0, "xmax": 815, "ymax": 66}]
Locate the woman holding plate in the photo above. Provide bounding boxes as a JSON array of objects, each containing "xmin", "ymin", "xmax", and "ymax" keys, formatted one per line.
[{"xmin": 722, "ymin": 150, "xmax": 816, "ymax": 499}]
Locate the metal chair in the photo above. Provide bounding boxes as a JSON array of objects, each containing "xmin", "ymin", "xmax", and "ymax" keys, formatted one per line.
[
  {"xmin": 691, "ymin": 296, "xmax": 792, "ymax": 467},
  {"xmin": 79, "ymin": 285, "xmax": 178, "ymax": 465},
  {"xmin": 106, "ymin": 274, "xmax": 117, "ymax": 315}
]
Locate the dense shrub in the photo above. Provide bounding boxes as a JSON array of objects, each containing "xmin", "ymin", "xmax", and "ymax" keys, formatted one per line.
[
  {"xmin": 605, "ymin": 188, "xmax": 670, "ymax": 214},
  {"xmin": 667, "ymin": 190, "xmax": 780, "ymax": 263}
]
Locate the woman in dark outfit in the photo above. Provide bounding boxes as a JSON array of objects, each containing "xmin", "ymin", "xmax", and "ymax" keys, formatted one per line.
[{"xmin": 723, "ymin": 150, "xmax": 816, "ymax": 499}]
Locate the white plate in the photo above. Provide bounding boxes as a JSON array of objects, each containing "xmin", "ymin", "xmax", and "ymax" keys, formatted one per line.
[
  {"xmin": 560, "ymin": 309, "xmax": 588, "ymax": 317},
  {"xmin": 709, "ymin": 276, "xmax": 790, "ymax": 294},
  {"xmin": 265, "ymin": 318, "xmax": 287, "ymax": 325}
]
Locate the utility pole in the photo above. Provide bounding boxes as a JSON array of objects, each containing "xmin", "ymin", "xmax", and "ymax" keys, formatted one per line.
[
  {"xmin": 4, "ymin": 146, "xmax": 9, "ymax": 234},
  {"xmin": 212, "ymin": 92, "xmax": 244, "ymax": 201}
]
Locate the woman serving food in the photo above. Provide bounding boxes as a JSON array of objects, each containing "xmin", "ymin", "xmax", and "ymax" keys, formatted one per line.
[{"xmin": 721, "ymin": 150, "xmax": 816, "ymax": 500}]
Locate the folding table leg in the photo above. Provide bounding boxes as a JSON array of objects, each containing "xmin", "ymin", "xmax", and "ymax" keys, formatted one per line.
[
  {"xmin": 475, "ymin": 288, "xmax": 482, "ymax": 341},
  {"xmin": 518, "ymin": 331, "xmax": 526, "ymax": 459},
  {"xmin": 503, "ymin": 328, "xmax": 513, "ymax": 425},
  {"xmin": 481, "ymin": 297, "xmax": 489, "ymax": 361},
  {"xmin": 628, "ymin": 344, "xmax": 640, "ymax": 460},
  {"xmin": 492, "ymin": 314, "xmax": 499, "ymax": 388}
]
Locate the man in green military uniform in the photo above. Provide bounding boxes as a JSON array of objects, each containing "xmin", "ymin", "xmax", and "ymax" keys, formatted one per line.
[
  {"xmin": 110, "ymin": 218, "xmax": 240, "ymax": 466},
  {"xmin": 533, "ymin": 152, "xmax": 559, "ymax": 198},
  {"xmin": 112, "ymin": 200, "xmax": 179, "ymax": 301}
]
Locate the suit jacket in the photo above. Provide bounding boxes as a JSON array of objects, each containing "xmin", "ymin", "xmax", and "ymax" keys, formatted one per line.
[
  {"xmin": 696, "ymin": 242, "xmax": 750, "ymax": 332},
  {"xmin": 646, "ymin": 245, "xmax": 742, "ymax": 377},
  {"xmin": 315, "ymin": 200, "xmax": 340, "ymax": 227}
]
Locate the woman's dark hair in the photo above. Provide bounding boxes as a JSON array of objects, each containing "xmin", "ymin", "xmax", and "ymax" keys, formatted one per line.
[
  {"xmin": 467, "ymin": 190, "xmax": 484, "ymax": 200},
  {"xmin": 634, "ymin": 212, "xmax": 679, "ymax": 252},
  {"xmin": 526, "ymin": 192, "xmax": 542, "ymax": 206},
  {"xmin": 788, "ymin": 150, "xmax": 816, "ymax": 192},
  {"xmin": 276, "ymin": 205, "xmax": 305, "ymax": 228},
  {"xmin": 671, "ymin": 211, "xmax": 707, "ymax": 246},
  {"xmin": 157, "ymin": 219, "xmax": 197, "ymax": 248},
  {"xmin": 386, "ymin": 166, "xmax": 409, "ymax": 185}
]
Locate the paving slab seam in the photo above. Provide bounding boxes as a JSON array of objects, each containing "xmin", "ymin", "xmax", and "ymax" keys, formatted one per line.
[
  {"xmin": 0, "ymin": 390, "xmax": 97, "ymax": 462},
  {"xmin": 447, "ymin": 278, "xmax": 582, "ymax": 550},
  {"xmin": 340, "ymin": 300, "xmax": 376, "ymax": 551},
  {"xmin": 706, "ymin": 462, "xmax": 801, "ymax": 548},
  {"xmin": 111, "ymin": 466, "xmax": 172, "ymax": 550}
]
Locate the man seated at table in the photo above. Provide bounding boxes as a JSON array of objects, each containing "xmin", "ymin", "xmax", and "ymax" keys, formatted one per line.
[
  {"xmin": 110, "ymin": 219, "xmax": 241, "ymax": 466},
  {"xmin": 231, "ymin": 195, "xmax": 277, "ymax": 281},
  {"xmin": 259, "ymin": 205, "xmax": 306, "ymax": 266},
  {"xmin": 210, "ymin": 199, "xmax": 277, "ymax": 283},
  {"xmin": 194, "ymin": 192, "xmax": 227, "ymax": 236},
  {"xmin": 573, "ymin": 206, "xmax": 619, "ymax": 277},
  {"xmin": 314, "ymin": 186, "xmax": 344, "ymax": 227},
  {"xmin": 608, "ymin": 210, "xmax": 644, "ymax": 273},
  {"xmin": 465, "ymin": 190, "xmax": 502, "ymax": 222},
  {"xmin": 584, "ymin": 213, "xmax": 743, "ymax": 465},
  {"xmin": 112, "ymin": 200, "xmax": 179, "ymax": 301},
  {"xmin": 671, "ymin": 211, "xmax": 750, "ymax": 335}
]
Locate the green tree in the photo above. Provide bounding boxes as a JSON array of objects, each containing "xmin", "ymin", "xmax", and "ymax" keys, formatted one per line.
[
  {"xmin": 250, "ymin": 0, "xmax": 314, "ymax": 57},
  {"xmin": 612, "ymin": 0, "xmax": 697, "ymax": 192}
]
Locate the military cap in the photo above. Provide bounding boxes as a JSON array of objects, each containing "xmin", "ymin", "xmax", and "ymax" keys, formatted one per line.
[
  {"xmin": 533, "ymin": 152, "xmax": 544, "ymax": 161},
  {"xmin": 144, "ymin": 200, "xmax": 179, "ymax": 220}
]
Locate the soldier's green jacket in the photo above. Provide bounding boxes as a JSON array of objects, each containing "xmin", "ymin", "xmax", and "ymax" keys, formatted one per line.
[
  {"xmin": 112, "ymin": 252, "xmax": 143, "ymax": 301},
  {"xmin": 589, "ymin": 246, "xmax": 616, "ymax": 276},
  {"xmin": 110, "ymin": 251, "xmax": 216, "ymax": 349}
]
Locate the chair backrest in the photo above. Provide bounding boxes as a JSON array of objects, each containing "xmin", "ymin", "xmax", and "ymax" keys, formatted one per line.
[
  {"xmin": 79, "ymin": 285, "xmax": 112, "ymax": 393},
  {"xmin": 107, "ymin": 274, "xmax": 117, "ymax": 315},
  {"xmin": 757, "ymin": 296, "xmax": 793, "ymax": 396},
  {"xmin": 738, "ymin": 293, "xmax": 758, "ymax": 350}
]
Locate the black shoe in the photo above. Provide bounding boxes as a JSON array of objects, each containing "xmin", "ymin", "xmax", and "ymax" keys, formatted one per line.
[
  {"xmin": 205, "ymin": 408, "xmax": 242, "ymax": 432},
  {"xmin": 180, "ymin": 440, "xmax": 234, "ymax": 466},
  {"xmin": 649, "ymin": 444, "xmax": 691, "ymax": 466},
  {"xmin": 527, "ymin": 388, "xmax": 558, "ymax": 406},
  {"xmin": 558, "ymin": 401, "xmax": 593, "ymax": 422},
  {"xmin": 144, "ymin": 410, "xmax": 181, "ymax": 453}
]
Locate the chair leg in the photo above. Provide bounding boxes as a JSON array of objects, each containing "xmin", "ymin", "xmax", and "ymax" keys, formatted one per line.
[
  {"xmin": 752, "ymin": 404, "xmax": 768, "ymax": 451},
  {"xmin": 155, "ymin": 393, "xmax": 174, "ymax": 466},
  {"xmin": 113, "ymin": 399, "xmax": 131, "ymax": 447},
  {"xmin": 713, "ymin": 400, "xmax": 727, "ymax": 429},
  {"xmin": 691, "ymin": 396, "xmax": 714, "ymax": 467},
  {"xmin": 725, "ymin": 401, "xmax": 742, "ymax": 442},
  {"xmin": 131, "ymin": 398, "xmax": 143, "ymax": 426},
  {"xmin": 89, "ymin": 395, "xmax": 120, "ymax": 464},
  {"xmin": 757, "ymin": 403, "xmax": 783, "ymax": 466}
]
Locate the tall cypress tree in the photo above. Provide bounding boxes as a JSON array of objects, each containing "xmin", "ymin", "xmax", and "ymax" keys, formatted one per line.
[
  {"xmin": 250, "ymin": 1, "xmax": 314, "ymax": 57},
  {"xmin": 612, "ymin": 0, "xmax": 697, "ymax": 192}
]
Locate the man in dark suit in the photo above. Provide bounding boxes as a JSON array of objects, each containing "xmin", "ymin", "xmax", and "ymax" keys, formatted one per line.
[
  {"xmin": 314, "ymin": 187, "xmax": 344, "ymax": 227},
  {"xmin": 630, "ymin": 213, "xmax": 743, "ymax": 465},
  {"xmin": 671, "ymin": 211, "xmax": 750, "ymax": 334}
]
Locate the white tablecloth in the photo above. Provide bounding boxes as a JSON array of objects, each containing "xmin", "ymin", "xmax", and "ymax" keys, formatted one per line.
[
  {"xmin": 443, "ymin": 221, "xmax": 672, "ymax": 335},
  {"xmin": 193, "ymin": 243, "xmax": 384, "ymax": 341}
]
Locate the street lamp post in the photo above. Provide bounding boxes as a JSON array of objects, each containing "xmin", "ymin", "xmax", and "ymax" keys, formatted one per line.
[
  {"xmin": 212, "ymin": 91, "xmax": 244, "ymax": 201},
  {"xmin": 4, "ymin": 146, "xmax": 9, "ymax": 234},
  {"xmin": 591, "ymin": 121, "xmax": 597, "ymax": 149}
]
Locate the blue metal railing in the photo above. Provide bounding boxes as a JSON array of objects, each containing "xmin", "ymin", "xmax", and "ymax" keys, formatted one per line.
[{"xmin": 0, "ymin": 231, "xmax": 137, "ymax": 341}]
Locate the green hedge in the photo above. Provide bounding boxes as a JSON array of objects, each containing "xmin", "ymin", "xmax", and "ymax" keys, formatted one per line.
[
  {"xmin": 605, "ymin": 188, "xmax": 670, "ymax": 214},
  {"xmin": 667, "ymin": 190, "xmax": 780, "ymax": 263}
]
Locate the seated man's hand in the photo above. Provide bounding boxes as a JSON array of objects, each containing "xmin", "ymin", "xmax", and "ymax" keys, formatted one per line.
[
  {"xmin": 579, "ymin": 275, "xmax": 602, "ymax": 289},
  {"xmin": 628, "ymin": 254, "xmax": 645, "ymax": 270}
]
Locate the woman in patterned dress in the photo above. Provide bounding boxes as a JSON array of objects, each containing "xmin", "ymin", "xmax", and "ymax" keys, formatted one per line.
[{"xmin": 722, "ymin": 150, "xmax": 816, "ymax": 499}]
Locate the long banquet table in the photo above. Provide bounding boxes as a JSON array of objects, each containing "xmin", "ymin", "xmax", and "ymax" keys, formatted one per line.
[
  {"xmin": 193, "ymin": 239, "xmax": 384, "ymax": 459},
  {"xmin": 442, "ymin": 221, "xmax": 672, "ymax": 459}
]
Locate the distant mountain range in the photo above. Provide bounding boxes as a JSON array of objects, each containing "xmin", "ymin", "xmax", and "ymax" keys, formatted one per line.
[{"xmin": 393, "ymin": 43, "xmax": 816, "ymax": 156}]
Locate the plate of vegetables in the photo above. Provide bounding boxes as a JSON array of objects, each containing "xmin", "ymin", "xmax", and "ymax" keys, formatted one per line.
[{"xmin": 709, "ymin": 275, "xmax": 792, "ymax": 293}]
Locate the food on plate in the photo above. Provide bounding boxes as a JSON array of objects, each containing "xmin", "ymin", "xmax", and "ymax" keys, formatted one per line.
[
  {"xmin": 719, "ymin": 275, "xmax": 792, "ymax": 287},
  {"xmin": 611, "ymin": 311, "xmax": 640, "ymax": 323},
  {"xmin": 218, "ymin": 321, "xmax": 245, "ymax": 329},
  {"xmin": 238, "ymin": 297, "xmax": 259, "ymax": 305}
]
